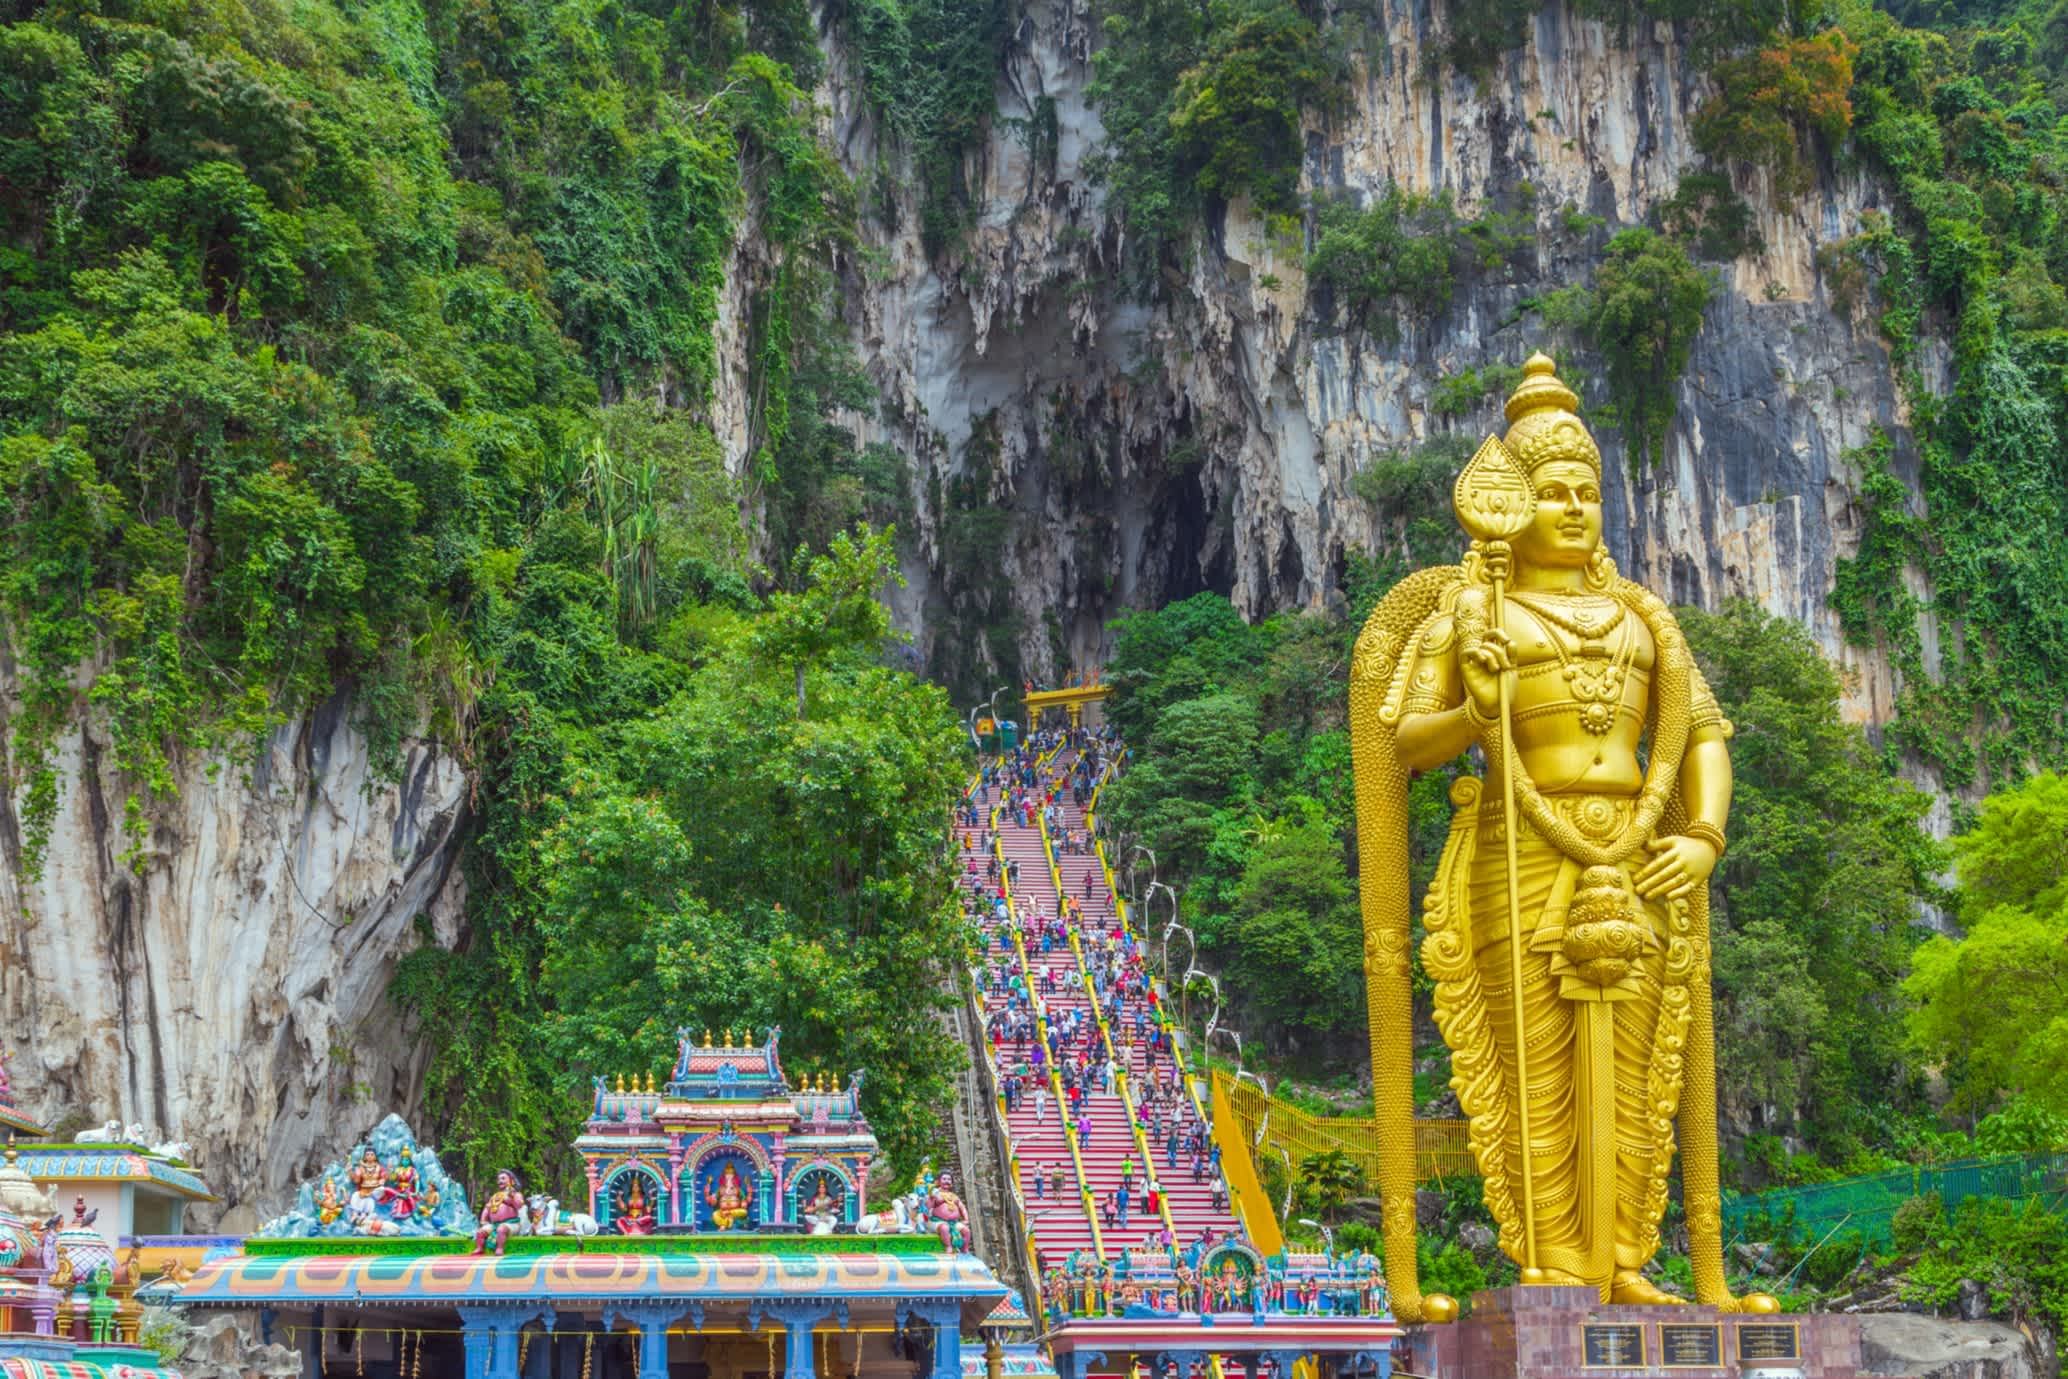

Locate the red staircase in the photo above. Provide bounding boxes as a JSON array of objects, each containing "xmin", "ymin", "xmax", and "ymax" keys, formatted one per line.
[
  {"xmin": 1040, "ymin": 748, "xmax": 1242, "ymax": 1257},
  {"xmin": 960, "ymin": 740, "xmax": 1244, "ymax": 1278}
]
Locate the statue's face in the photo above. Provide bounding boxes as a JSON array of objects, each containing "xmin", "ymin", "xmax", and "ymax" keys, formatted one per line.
[{"xmin": 1514, "ymin": 459, "xmax": 1602, "ymax": 568}]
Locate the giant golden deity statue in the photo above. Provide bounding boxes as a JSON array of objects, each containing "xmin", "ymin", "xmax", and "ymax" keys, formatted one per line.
[{"xmin": 1351, "ymin": 355, "xmax": 1777, "ymax": 1322}]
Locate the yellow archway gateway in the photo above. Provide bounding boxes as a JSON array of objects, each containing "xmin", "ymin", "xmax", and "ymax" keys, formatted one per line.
[{"xmin": 1023, "ymin": 682, "xmax": 1110, "ymax": 729}]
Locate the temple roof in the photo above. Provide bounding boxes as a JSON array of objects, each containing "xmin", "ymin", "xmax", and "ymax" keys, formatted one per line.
[
  {"xmin": 174, "ymin": 1249, "xmax": 1010, "ymax": 1315},
  {"xmin": 0, "ymin": 1106, "xmax": 47, "ymax": 1139},
  {"xmin": 0, "ymin": 1052, "xmax": 45, "ymax": 1139},
  {"xmin": 0, "ymin": 1354, "xmax": 185, "ymax": 1378},
  {"xmin": 18, "ymin": 1149, "xmax": 213, "ymax": 1201}
]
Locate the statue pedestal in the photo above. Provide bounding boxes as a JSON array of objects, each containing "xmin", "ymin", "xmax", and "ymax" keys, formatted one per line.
[{"xmin": 1400, "ymin": 1286, "xmax": 1860, "ymax": 1379}]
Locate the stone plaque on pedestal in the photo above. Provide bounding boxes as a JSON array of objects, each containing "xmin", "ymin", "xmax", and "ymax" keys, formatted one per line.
[{"xmin": 1399, "ymin": 1286, "xmax": 1860, "ymax": 1379}]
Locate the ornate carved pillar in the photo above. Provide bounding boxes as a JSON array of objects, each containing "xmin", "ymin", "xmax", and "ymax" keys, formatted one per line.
[
  {"xmin": 585, "ymin": 1160, "xmax": 602, "ymax": 1219},
  {"xmin": 770, "ymin": 1133, "xmax": 787, "ymax": 1225}
]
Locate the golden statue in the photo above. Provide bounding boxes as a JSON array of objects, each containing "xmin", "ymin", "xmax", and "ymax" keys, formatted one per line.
[{"xmin": 1351, "ymin": 355, "xmax": 1776, "ymax": 1321}]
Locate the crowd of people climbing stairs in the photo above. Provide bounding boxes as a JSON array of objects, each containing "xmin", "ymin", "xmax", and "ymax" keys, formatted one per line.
[{"xmin": 953, "ymin": 721, "xmax": 1243, "ymax": 1275}]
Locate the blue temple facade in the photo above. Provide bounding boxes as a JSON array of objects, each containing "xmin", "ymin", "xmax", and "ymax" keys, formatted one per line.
[
  {"xmin": 169, "ymin": 1027, "xmax": 1011, "ymax": 1379},
  {"xmin": 576, "ymin": 1029, "xmax": 878, "ymax": 1233}
]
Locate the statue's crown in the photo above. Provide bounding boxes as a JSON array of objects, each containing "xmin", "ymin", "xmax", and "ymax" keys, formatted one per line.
[{"xmin": 1502, "ymin": 353, "xmax": 1600, "ymax": 478}]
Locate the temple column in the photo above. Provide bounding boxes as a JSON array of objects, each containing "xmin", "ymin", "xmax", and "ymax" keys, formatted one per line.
[
  {"xmin": 1264, "ymin": 1349, "xmax": 1305, "ymax": 1379},
  {"xmin": 762, "ymin": 1301, "xmax": 836, "ymax": 1379},
  {"xmin": 459, "ymin": 1317, "xmax": 493, "ymax": 1379},
  {"xmin": 459, "ymin": 1305, "xmax": 553, "ymax": 1379},
  {"xmin": 900, "ymin": 1300, "xmax": 961, "ymax": 1379},
  {"xmin": 667, "ymin": 1137, "xmax": 686, "ymax": 1226},
  {"xmin": 605, "ymin": 1303, "xmax": 683, "ymax": 1379},
  {"xmin": 585, "ymin": 1160, "xmax": 601, "ymax": 1218},
  {"xmin": 771, "ymin": 1133, "xmax": 787, "ymax": 1225}
]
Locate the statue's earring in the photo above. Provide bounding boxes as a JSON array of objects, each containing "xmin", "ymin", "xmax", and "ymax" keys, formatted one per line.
[{"xmin": 1584, "ymin": 546, "xmax": 1616, "ymax": 592}]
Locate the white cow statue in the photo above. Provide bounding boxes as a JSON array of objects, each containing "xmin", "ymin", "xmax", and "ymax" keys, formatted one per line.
[
  {"xmin": 527, "ymin": 1194, "xmax": 600, "ymax": 1237},
  {"xmin": 76, "ymin": 1120, "xmax": 123, "ymax": 1144},
  {"xmin": 854, "ymin": 1191, "xmax": 920, "ymax": 1236}
]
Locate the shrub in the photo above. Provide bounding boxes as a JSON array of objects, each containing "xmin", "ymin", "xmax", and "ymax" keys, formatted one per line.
[
  {"xmin": 1890, "ymin": 1191, "xmax": 1947, "ymax": 1254},
  {"xmin": 1170, "ymin": 1, "xmax": 1344, "ymax": 212},
  {"xmin": 1694, "ymin": 31, "xmax": 1860, "ymax": 203},
  {"xmin": 1307, "ymin": 187, "xmax": 1467, "ymax": 341},
  {"xmin": 1572, "ymin": 228, "xmax": 1715, "ymax": 468}
]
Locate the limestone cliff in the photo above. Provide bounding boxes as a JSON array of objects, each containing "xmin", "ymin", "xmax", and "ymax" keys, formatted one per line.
[
  {"xmin": 0, "ymin": 0, "xmax": 1933, "ymax": 1225},
  {"xmin": 0, "ymin": 686, "xmax": 467, "ymax": 1231},
  {"xmin": 815, "ymin": 0, "xmax": 1925, "ymax": 754}
]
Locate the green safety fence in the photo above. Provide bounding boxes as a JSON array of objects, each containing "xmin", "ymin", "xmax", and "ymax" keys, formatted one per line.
[{"xmin": 1720, "ymin": 1151, "xmax": 2068, "ymax": 1246}]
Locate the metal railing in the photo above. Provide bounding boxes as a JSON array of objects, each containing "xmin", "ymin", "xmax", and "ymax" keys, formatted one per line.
[{"xmin": 1215, "ymin": 1070, "xmax": 1475, "ymax": 1186}]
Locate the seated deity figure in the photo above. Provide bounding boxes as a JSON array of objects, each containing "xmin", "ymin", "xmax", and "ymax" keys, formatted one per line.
[
  {"xmin": 1353, "ymin": 355, "xmax": 1780, "ymax": 1319},
  {"xmin": 346, "ymin": 1147, "xmax": 389, "ymax": 1219},
  {"xmin": 800, "ymin": 1178, "xmax": 841, "ymax": 1235},
  {"xmin": 925, "ymin": 1170, "xmax": 970, "ymax": 1252},
  {"xmin": 473, "ymin": 1170, "xmax": 526, "ymax": 1254},
  {"xmin": 616, "ymin": 1177, "xmax": 657, "ymax": 1235},
  {"xmin": 704, "ymin": 1160, "xmax": 750, "ymax": 1230},
  {"xmin": 316, "ymin": 1177, "xmax": 343, "ymax": 1227}
]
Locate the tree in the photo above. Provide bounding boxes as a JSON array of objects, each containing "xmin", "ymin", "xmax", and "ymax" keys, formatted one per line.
[
  {"xmin": 1681, "ymin": 600, "xmax": 1946, "ymax": 1164},
  {"xmin": 1906, "ymin": 773, "xmax": 2068, "ymax": 1116},
  {"xmin": 399, "ymin": 526, "xmax": 968, "ymax": 1189},
  {"xmin": 1295, "ymin": 1148, "xmax": 1366, "ymax": 1223},
  {"xmin": 1225, "ymin": 801, "xmax": 1366, "ymax": 1041},
  {"xmin": 1573, "ymin": 228, "xmax": 1715, "ymax": 469}
]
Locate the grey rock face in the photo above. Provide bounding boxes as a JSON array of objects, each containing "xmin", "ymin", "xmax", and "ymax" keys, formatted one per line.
[
  {"xmin": 1859, "ymin": 1312, "xmax": 2044, "ymax": 1379},
  {"xmin": 0, "ymin": 689, "xmax": 467, "ymax": 1231},
  {"xmin": 803, "ymin": 0, "xmax": 1930, "ymax": 768}
]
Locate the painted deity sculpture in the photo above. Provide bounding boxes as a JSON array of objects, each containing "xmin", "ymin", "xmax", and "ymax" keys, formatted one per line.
[
  {"xmin": 704, "ymin": 1161, "xmax": 749, "ymax": 1230},
  {"xmin": 925, "ymin": 1170, "xmax": 970, "ymax": 1252},
  {"xmin": 1352, "ymin": 355, "xmax": 1777, "ymax": 1320},
  {"xmin": 800, "ymin": 1178, "xmax": 841, "ymax": 1235},
  {"xmin": 258, "ymin": 1114, "xmax": 473, "ymax": 1238},
  {"xmin": 473, "ymin": 1170, "xmax": 526, "ymax": 1254},
  {"xmin": 616, "ymin": 1177, "xmax": 657, "ymax": 1235},
  {"xmin": 346, "ymin": 1148, "xmax": 388, "ymax": 1219},
  {"xmin": 316, "ymin": 1178, "xmax": 343, "ymax": 1227},
  {"xmin": 388, "ymin": 1145, "xmax": 422, "ymax": 1221}
]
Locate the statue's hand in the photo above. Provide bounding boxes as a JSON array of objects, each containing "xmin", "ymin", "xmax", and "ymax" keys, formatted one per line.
[
  {"xmin": 1634, "ymin": 835, "xmax": 1718, "ymax": 901},
  {"xmin": 1459, "ymin": 625, "xmax": 1513, "ymax": 722}
]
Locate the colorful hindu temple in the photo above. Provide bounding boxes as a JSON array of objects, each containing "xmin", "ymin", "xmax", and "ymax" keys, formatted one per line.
[
  {"xmin": 0, "ymin": 1052, "xmax": 195, "ymax": 1378},
  {"xmin": 169, "ymin": 1029, "xmax": 1012, "ymax": 1378}
]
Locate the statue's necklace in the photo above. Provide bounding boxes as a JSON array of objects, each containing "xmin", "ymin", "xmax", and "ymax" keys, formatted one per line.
[
  {"xmin": 1516, "ymin": 599, "xmax": 1636, "ymax": 736},
  {"xmin": 1509, "ymin": 590, "xmax": 1625, "ymax": 639}
]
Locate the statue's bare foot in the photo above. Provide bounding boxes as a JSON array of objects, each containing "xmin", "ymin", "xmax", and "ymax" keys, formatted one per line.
[
  {"xmin": 1732, "ymin": 1292, "xmax": 1781, "ymax": 1314},
  {"xmin": 1610, "ymin": 1271, "xmax": 1686, "ymax": 1305},
  {"xmin": 1521, "ymin": 1266, "xmax": 1590, "ymax": 1287}
]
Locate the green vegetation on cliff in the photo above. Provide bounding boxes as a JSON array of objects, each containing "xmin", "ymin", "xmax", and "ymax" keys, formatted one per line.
[{"xmin": 0, "ymin": 0, "xmax": 969, "ymax": 1188}]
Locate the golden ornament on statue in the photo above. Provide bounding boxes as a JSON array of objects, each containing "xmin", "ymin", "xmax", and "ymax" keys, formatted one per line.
[{"xmin": 1350, "ymin": 353, "xmax": 1777, "ymax": 1320}]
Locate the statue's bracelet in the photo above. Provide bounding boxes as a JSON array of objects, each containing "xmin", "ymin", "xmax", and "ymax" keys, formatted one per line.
[
  {"xmin": 1463, "ymin": 697, "xmax": 1497, "ymax": 731},
  {"xmin": 1682, "ymin": 821, "xmax": 1726, "ymax": 857}
]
